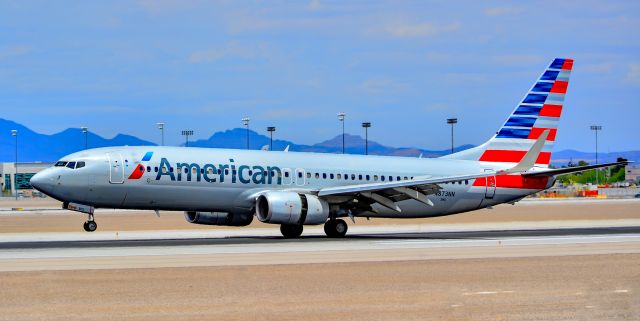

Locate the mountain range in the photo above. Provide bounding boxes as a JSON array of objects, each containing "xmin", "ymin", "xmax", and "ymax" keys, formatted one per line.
[{"xmin": 0, "ymin": 118, "xmax": 637, "ymax": 166}]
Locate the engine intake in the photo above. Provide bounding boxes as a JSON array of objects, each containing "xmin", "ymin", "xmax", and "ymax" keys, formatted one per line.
[
  {"xmin": 256, "ymin": 191, "xmax": 329, "ymax": 225},
  {"xmin": 184, "ymin": 211, "xmax": 253, "ymax": 226}
]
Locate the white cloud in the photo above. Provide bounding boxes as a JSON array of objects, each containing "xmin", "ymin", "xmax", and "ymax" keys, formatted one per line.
[
  {"xmin": 0, "ymin": 44, "xmax": 32, "ymax": 60},
  {"xmin": 628, "ymin": 63, "xmax": 640, "ymax": 84},
  {"xmin": 308, "ymin": 0, "xmax": 322, "ymax": 11},
  {"xmin": 360, "ymin": 78, "xmax": 408, "ymax": 93},
  {"xmin": 492, "ymin": 54, "xmax": 545, "ymax": 66},
  {"xmin": 188, "ymin": 42, "xmax": 265, "ymax": 64},
  {"xmin": 188, "ymin": 49, "xmax": 226, "ymax": 63},
  {"xmin": 483, "ymin": 6, "xmax": 524, "ymax": 17},
  {"xmin": 444, "ymin": 72, "xmax": 487, "ymax": 84},
  {"xmin": 383, "ymin": 21, "xmax": 461, "ymax": 38},
  {"xmin": 582, "ymin": 62, "xmax": 614, "ymax": 74}
]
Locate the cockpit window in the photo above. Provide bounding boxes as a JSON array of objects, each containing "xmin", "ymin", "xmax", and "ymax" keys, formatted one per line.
[
  {"xmin": 76, "ymin": 161, "xmax": 85, "ymax": 169},
  {"xmin": 55, "ymin": 161, "xmax": 67, "ymax": 167},
  {"xmin": 66, "ymin": 162, "xmax": 76, "ymax": 169}
]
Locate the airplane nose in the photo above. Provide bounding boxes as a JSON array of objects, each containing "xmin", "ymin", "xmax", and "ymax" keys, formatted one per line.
[{"xmin": 30, "ymin": 170, "xmax": 54, "ymax": 194}]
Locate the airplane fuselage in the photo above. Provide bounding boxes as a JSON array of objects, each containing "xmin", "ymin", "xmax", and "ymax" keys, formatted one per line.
[{"xmin": 32, "ymin": 146, "xmax": 550, "ymax": 219}]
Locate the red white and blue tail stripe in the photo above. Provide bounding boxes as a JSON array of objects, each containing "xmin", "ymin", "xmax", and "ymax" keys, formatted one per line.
[{"xmin": 443, "ymin": 58, "xmax": 573, "ymax": 167}]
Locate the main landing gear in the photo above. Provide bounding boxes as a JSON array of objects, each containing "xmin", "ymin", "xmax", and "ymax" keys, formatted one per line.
[
  {"xmin": 83, "ymin": 214, "xmax": 97, "ymax": 232},
  {"xmin": 324, "ymin": 219, "xmax": 348, "ymax": 238},
  {"xmin": 279, "ymin": 219, "xmax": 349, "ymax": 238}
]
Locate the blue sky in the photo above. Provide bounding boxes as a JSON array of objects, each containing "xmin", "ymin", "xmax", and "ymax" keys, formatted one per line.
[{"xmin": 0, "ymin": 0, "xmax": 638, "ymax": 152}]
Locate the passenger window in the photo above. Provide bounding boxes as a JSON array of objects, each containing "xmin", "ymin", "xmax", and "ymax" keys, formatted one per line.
[
  {"xmin": 194, "ymin": 168, "xmax": 198, "ymax": 174},
  {"xmin": 146, "ymin": 166, "xmax": 151, "ymax": 172},
  {"xmin": 374, "ymin": 175, "xmax": 378, "ymax": 181},
  {"xmin": 358, "ymin": 174, "xmax": 362, "ymax": 180},
  {"xmin": 465, "ymin": 180, "xmax": 468, "ymax": 185},
  {"xmin": 170, "ymin": 167, "xmax": 174, "ymax": 172},
  {"xmin": 389, "ymin": 176, "xmax": 393, "ymax": 182},
  {"xmin": 323, "ymin": 173, "xmax": 327, "ymax": 179},
  {"xmin": 381, "ymin": 176, "xmax": 385, "ymax": 181},
  {"xmin": 404, "ymin": 176, "xmax": 408, "ymax": 180},
  {"xmin": 330, "ymin": 173, "xmax": 334, "ymax": 179},
  {"xmin": 233, "ymin": 170, "xmax": 237, "ymax": 176},
  {"xmin": 344, "ymin": 174, "xmax": 348, "ymax": 180},
  {"xmin": 225, "ymin": 169, "xmax": 229, "ymax": 175},
  {"xmin": 298, "ymin": 172, "xmax": 303, "ymax": 178},
  {"xmin": 337, "ymin": 174, "xmax": 342, "ymax": 179},
  {"xmin": 351, "ymin": 174, "xmax": 355, "ymax": 180},
  {"xmin": 366, "ymin": 175, "xmax": 370, "ymax": 181},
  {"xmin": 208, "ymin": 168, "xmax": 214, "ymax": 174},
  {"xmin": 66, "ymin": 162, "xmax": 76, "ymax": 169},
  {"xmin": 397, "ymin": 176, "xmax": 401, "ymax": 181},
  {"xmin": 307, "ymin": 172, "xmax": 311, "ymax": 179},
  {"xmin": 154, "ymin": 167, "xmax": 158, "ymax": 173},
  {"xmin": 76, "ymin": 161, "xmax": 85, "ymax": 169},
  {"xmin": 315, "ymin": 173, "xmax": 320, "ymax": 179},
  {"xmin": 284, "ymin": 172, "xmax": 289, "ymax": 178},
  {"xmin": 162, "ymin": 167, "xmax": 167, "ymax": 173}
]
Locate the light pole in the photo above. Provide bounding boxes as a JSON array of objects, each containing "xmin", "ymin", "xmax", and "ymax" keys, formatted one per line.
[
  {"xmin": 11, "ymin": 130, "xmax": 17, "ymax": 200},
  {"xmin": 181, "ymin": 130, "xmax": 193, "ymax": 147},
  {"xmin": 447, "ymin": 118, "xmax": 458, "ymax": 154},
  {"xmin": 362, "ymin": 122, "xmax": 371, "ymax": 155},
  {"xmin": 267, "ymin": 126, "xmax": 276, "ymax": 151},
  {"xmin": 80, "ymin": 126, "xmax": 88, "ymax": 149},
  {"xmin": 337, "ymin": 112, "xmax": 346, "ymax": 154},
  {"xmin": 157, "ymin": 122, "xmax": 165, "ymax": 146},
  {"xmin": 242, "ymin": 117, "xmax": 250, "ymax": 149},
  {"xmin": 590, "ymin": 125, "xmax": 602, "ymax": 186}
]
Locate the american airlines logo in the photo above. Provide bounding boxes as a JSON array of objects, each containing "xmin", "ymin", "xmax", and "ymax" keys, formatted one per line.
[{"xmin": 134, "ymin": 156, "xmax": 284, "ymax": 185}]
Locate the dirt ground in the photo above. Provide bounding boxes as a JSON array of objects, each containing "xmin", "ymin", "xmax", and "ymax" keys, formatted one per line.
[
  {"xmin": 0, "ymin": 254, "xmax": 638, "ymax": 321},
  {"xmin": 0, "ymin": 199, "xmax": 638, "ymax": 233}
]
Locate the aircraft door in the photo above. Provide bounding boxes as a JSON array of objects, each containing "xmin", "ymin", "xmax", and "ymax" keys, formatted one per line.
[
  {"xmin": 484, "ymin": 169, "xmax": 496, "ymax": 199},
  {"xmin": 107, "ymin": 153, "xmax": 125, "ymax": 184},
  {"xmin": 295, "ymin": 168, "xmax": 306, "ymax": 186}
]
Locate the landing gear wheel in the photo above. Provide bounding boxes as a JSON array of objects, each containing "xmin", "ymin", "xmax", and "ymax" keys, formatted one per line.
[
  {"xmin": 83, "ymin": 220, "xmax": 97, "ymax": 232},
  {"xmin": 324, "ymin": 219, "xmax": 348, "ymax": 238},
  {"xmin": 280, "ymin": 224, "xmax": 303, "ymax": 238}
]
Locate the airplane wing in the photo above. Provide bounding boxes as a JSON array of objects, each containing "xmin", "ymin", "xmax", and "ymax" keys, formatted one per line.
[
  {"xmin": 522, "ymin": 161, "xmax": 629, "ymax": 178},
  {"xmin": 316, "ymin": 131, "xmax": 552, "ymax": 212},
  {"xmin": 317, "ymin": 172, "xmax": 498, "ymax": 211}
]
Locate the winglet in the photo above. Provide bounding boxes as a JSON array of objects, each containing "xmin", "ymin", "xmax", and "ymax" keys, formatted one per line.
[
  {"xmin": 284, "ymin": 145, "xmax": 290, "ymax": 152},
  {"xmin": 504, "ymin": 129, "xmax": 550, "ymax": 173}
]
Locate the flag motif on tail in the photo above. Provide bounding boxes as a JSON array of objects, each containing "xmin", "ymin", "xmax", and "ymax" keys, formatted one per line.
[{"xmin": 477, "ymin": 58, "xmax": 573, "ymax": 167}]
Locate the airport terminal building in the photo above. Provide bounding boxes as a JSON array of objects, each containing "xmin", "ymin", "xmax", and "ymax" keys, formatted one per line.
[{"xmin": 0, "ymin": 162, "xmax": 52, "ymax": 197}]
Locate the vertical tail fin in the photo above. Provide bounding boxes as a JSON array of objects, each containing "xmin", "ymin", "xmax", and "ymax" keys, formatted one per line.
[{"xmin": 443, "ymin": 58, "xmax": 573, "ymax": 167}]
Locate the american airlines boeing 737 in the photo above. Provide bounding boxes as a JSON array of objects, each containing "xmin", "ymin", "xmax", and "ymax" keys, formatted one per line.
[{"xmin": 29, "ymin": 58, "xmax": 625, "ymax": 238}]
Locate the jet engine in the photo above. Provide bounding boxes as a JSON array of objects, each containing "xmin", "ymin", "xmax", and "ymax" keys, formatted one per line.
[
  {"xmin": 184, "ymin": 210, "xmax": 253, "ymax": 226},
  {"xmin": 255, "ymin": 191, "xmax": 329, "ymax": 225}
]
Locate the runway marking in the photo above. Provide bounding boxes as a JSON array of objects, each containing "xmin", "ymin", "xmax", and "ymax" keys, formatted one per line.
[
  {"xmin": 463, "ymin": 291, "xmax": 511, "ymax": 295},
  {"xmin": 613, "ymin": 289, "xmax": 629, "ymax": 293}
]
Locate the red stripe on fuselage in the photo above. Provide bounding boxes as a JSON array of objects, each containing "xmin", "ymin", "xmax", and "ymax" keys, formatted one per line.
[
  {"xmin": 539, "ymin": 104, "xmax": 562, "ymax": 117},
  {"xmin": 528, "ymin": 128, "xmax": 557, "ymax": 141},
  {"xmin": 128, "ymin": 164, "xmax": 145, "ymax": 179},
  {"xmin": 472, "ymin": 174, "xmax": 549, "ymax": 189},
  {"xmin": 550, "ymin": 80, "xmax": 568, "ymax": 94},
  {"xmin": 479, "ymin": 150, "xmax": 551, "ymax": 164}
]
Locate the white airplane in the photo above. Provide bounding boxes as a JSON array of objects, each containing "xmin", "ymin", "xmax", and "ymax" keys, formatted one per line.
[{"xmin": 30, "ymin": 58, "xmax": 625, "ymax": 238}]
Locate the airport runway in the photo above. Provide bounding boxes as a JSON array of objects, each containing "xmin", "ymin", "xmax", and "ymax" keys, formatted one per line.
[
  {"xmin": 1, "ymin": 225, "xmax": 639, "ymax": 272},
  {"xmin": 1, "ymin": 200, "xmax": 638, "ymax": 320}
]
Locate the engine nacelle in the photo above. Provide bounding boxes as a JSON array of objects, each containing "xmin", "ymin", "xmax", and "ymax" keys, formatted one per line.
[
  {"xmin": 184, "ymin": 211, "xmax": 253, "ymax": 226},
  {"xmin": 256, "ymin": 191, "xmax": 329, "ymax": 225}
]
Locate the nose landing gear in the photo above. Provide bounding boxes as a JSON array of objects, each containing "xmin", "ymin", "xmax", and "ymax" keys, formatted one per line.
[{"xmin": 83, "ymin": 214, "xmax": 97, "ymax": 232}]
